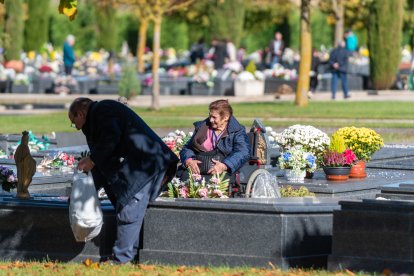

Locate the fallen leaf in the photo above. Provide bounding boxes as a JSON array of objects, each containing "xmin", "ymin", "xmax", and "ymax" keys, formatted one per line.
[
  {"xmin": 83, "ymin": 258, "xmax": 92, "ymax": 267},
  {"xmin": 138, "ymin": 264, "xmax": 156, "ymax": 271}
]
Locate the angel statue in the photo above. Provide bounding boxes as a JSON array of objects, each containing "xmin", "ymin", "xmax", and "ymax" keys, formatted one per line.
[{"xmin": 14, "ymin": 131, "xmax": 36, "ymax": 199}]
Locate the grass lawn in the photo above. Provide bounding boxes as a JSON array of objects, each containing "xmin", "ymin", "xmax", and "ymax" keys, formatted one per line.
[
  {"xmin": 0, "ymin": 261, "xmax": 371, "ymax": 275},
  {"xmin": 1, "ymin": 101, "xmax": 413, "ymax": 143}
]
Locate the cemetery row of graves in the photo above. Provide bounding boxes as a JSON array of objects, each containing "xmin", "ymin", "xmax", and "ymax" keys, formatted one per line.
[{"xmin": 0, "ymin": 122, "xmax": 414, "ymax": 273}]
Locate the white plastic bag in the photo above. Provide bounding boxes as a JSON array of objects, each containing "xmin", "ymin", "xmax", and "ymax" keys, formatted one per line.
[
  {"xmin": 69, "ymin": 170, "xmax": 103, "ymax": 242},
  {"xmin": 251, "ymin": 171, "xmax": 281, "ymax": 198}
]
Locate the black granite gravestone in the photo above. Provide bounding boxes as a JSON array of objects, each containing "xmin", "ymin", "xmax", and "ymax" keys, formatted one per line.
[
  {"xmin": 328, "ymin": 199, "xmax": 414, "ymax": 273},
  {"xmin": 140, "ymin": 197, "xmax": 339, "ymax": 269}
]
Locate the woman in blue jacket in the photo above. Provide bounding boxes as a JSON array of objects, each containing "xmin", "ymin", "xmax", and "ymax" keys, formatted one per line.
[{"xmin": 180, "ymin": 99, "xmax": 250, "ymax": 181}]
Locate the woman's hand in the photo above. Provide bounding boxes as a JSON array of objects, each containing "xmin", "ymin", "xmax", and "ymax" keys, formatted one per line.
[
  {"xmin": 208, "ymin": 159, "xmax": 228, "ymax": 175},
  {"xmin": 185, "ymin": 158, "xmax": 202, "ymax": 175}
]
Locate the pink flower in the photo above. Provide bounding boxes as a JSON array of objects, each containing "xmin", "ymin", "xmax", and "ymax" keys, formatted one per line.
[
  {"xmin": 198, "ymin": 188, "xmax": 209, "ymax": 198},
  {"xmin": 192, "ymin": 174, "xmax": 202, "ymax": 181},
  {"xmin": 213, "ymin": 189, "xmax": 223, "ymax": 198},
  {"xmin": 343, "ymin": 149, "xmax": 357, "ymax": 165},
  {"xmin": 179, "ymin": 186, "xmax": 189, "ymax": 198},
  {"xmin": 60, "ymin": 153, "xmax": 69, "ymax": 161},
  {"xmin": 7, "ymin": 175, "xmax": 16, "ymax": 182},
  {"xmin": 210, "ymin": 177, "xmax": 219, "ymax": 184},
  {"xmin": 165, "ymin": 141, "xmax": 176, "ymax": 151}
]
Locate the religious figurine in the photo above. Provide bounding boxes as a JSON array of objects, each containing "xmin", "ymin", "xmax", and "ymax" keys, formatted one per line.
[{"xmin": 14, "ymin": 131, "xmax": 36, "ymax": 199}]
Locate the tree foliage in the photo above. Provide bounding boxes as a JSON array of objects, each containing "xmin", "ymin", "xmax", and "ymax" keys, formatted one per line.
[
  {"xmin": 368, "ymin": 0, "xmax": 404, "ymax": 90},
  {"xmin": 94, "ymin": 0, "xmax": 117, "ymax": 51},
  {"xmin": 208, "ymin": 0, "xmax": 245, "ymax": 47},
  {"xmin": 24, "ymin": 0, "xmax": 49, "ymax": 52},
  {"xmin": 4, "ymin": 0, "xmax": 24, "ymax": 61}
]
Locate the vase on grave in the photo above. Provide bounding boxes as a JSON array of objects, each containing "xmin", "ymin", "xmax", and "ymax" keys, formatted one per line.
[
  {"xmin": 285, "ymin": 169, "xmax": 306, "ymax": 183},
  {"xmin": 349, "ymin": 160, "xmax": 367, "ymax": 178}
]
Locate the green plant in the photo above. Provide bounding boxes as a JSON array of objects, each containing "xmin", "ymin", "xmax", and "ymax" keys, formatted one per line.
[
  {"xmin": 119, "ymin": 64, "xmax": 141, "ymax": 99},
  {"xmin": 4, "ymin": 0, "xmax": 24, "ymax": 60},
  {"xmin": 281, "ymin": 185, "xmax": 315, "ymax": 197},
  {"xmin": 368, "ymin": 0, "xmax": 404, "ymax": 89},
  {"xmin": 245, "ymin": 60, "xmax": 257, "ymax": 75},
  {"xmin": 329, "ymin": 133, "xmax": 346, "ymax": 153}
]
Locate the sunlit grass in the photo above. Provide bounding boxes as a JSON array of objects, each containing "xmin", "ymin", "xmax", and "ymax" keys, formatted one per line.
[
  {"xmin": 0, "ymin": 260, "xmax": 372, "ymax": 275},
  {"xmin": 0, "ymin": 101, "xmax": 413, "ymax": 143}
]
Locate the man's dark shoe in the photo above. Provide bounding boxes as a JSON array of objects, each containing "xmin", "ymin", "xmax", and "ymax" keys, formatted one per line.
[{"xmin": 344, "ymin": 94, "xmax": 351, "ymax": 99}]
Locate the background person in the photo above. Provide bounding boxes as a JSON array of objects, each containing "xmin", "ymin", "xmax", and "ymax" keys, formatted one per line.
[
  {"xmin": 68, "ymin": 97, "xmax": 178, "ymax": 264},
  {"xmin": 179, "ymin": 99, "xmax": 250, "ymax": 186},
  {"xmin": 268, "ymin": 31, "xmax": 285, "ymax": 68},
  {"xmin": 63, "ymin": 34, "xmax": 76, "ymax": 75},
  {"xmin": 329, "ymin": 41, "xmax": 351, "ymax": 100}
]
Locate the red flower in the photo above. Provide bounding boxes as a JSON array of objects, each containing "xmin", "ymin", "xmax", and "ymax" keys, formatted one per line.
[{"xmin": 343, "ymin": 149, "xmax": 357, "ymax": 165}]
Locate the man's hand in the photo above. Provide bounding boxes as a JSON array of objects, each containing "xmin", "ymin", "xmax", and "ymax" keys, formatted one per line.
[
  {"xmin": 185, "ymin": 158, "xmax": 202, "ymax": 175},
  {"xmin": 333, "ymin": 62, "xmax": 339, "ymax": 69},
  {"xmin": 208, "ymin": 159, "xmax": 227, "ymax": 175},
  {"xmin": 77, "ymin": 156, "xmax": 95, "ymax": 173}
]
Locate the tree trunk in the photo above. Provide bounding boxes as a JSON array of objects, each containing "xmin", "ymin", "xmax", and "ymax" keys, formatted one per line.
[
  {"xmin": 151, "ymin": 16, "xmax": 161, "ymax": 110},
  {"xmin": 332, "ymin": 0, "xmax": 344, "ymax": 46},
  {"xmin": 295, "ymin": 0, "xmax": 311, "ymax": 107},
  {"xmin": 137, "ymin": 18, "xmax": 148, "ymax": 73}
]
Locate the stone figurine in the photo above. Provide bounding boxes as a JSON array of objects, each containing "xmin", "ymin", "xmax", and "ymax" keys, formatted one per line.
[{"xmin": 14, "ymin": 131, "xmax": 36, "ymax": 199}]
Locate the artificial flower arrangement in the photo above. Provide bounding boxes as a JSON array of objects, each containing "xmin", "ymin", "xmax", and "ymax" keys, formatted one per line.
[
  {"xmin": 333, "ymin": 127, "xmax": 384, "ymax": 161},
  {"xmin": 0, "ymin": 148, "xmax": 8, "ymax": 159},
  {"xmin": 276, "ymin": 124, "xmax": 330, "ymax": 166},
  {"xmin": 278, "ymin": 145, "xmax": 317, "ymax": 175},
  {"xmin": 10, "ymin": 131, "xmax": 51, "ymax": 154},
  {"xmin": 162, "ymin": 130, "xmax": 192, "ymax": 157},
  {"xmin": 166, "ymin": 169, "xmax": 229, "ymax": 199},
  {"xmin": 188, "ymin": 60, "xmax": 217, "ymax": 87},
  {"xmin": 263, "ymin": 63, "xmax": 298, "ymax": 80},
  {"xmin": 37, "ymin": 151, "xmax": 76, "ymax": 170},
  {"xmin": 265, "ymin": 126, "xmax": 279, "ymax": 149},
  {"xmin": 0, "ymin": 165, "xmax": 18, "ymax": 192}
]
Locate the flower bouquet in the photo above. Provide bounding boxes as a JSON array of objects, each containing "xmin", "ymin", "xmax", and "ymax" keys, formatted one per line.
[
  {"xmin": 10, "ymin": 131, "xmax": 50, "ymax": 154},
  {"xmin": 38, "ymin": 151, "xmax": 76, "ymax": 170},
  {"xmin": 166, "ymin": 169, "xmax": 229, "ymax": 199},
  {"xmin": 0, "ymin": 165, "xmax": 18, "ymax": 192},
  {"xmin": 277, "ymin": 124, "xmax": 330, "ymax": 166},
  {"xmin": 333, "ymin": 127, "xmax": 384, "ymax": 162},
  {"xmin": 279, "ymin": 145, "xmax": 316, "ymax": 182},
  {"xmin": 162, "ymin": 130, "xmax": 192, "ymax": 157}
]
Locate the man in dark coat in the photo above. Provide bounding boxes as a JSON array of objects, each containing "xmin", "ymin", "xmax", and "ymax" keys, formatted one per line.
[
  {"xmin": 68, "ymin": 97, "xmax": 178, "ymax": 264},
  {"xmin": 329, "ymin": 41, "xmax": 351, "ymax": 99}
]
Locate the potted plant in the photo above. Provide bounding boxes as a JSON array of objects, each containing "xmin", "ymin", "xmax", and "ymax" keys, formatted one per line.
[
  {"xmin": 278, "ymin": 145, "xmax": 316, "ymax": 183},
  {"xmin": 322, "ymin": 134, "xmax": 357, "ymax": 181},
  {"xmin": 333, "ymin": 127, "xmax": 384, "ymax": 178},
  {"xmin": 276, "ymin": 124, "xmax": 330, "ymax": 177}
]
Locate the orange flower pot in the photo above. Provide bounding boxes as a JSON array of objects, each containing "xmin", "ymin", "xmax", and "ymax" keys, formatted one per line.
[{"xmin": 349, "ymin": 160, "xmax": 367, "ymax": 178}]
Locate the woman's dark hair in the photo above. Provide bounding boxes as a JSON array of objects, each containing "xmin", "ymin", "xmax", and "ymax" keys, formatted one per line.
[
  {"xmin": 209, "ymin": 99, "xmax": 233, "ymax": 118},
  {"xmin": 69, "ymin": 97, "xmax": 93, "ymax": 116}
]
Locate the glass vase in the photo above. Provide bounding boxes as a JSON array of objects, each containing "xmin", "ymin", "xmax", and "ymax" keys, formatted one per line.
[{"xmin": 285, "ymin": 169, "xmax": 306, "ymax": 183}]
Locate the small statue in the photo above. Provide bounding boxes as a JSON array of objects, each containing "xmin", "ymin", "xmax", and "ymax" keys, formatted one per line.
[{"xmin": 14, "ymin": 131, "xmax": 36, "ymax": 199}]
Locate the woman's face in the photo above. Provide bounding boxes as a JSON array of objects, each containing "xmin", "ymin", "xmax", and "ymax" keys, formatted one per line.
[{"xmin": 209, "ymin": 110, "xmax": 229, "ymax": 131}]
